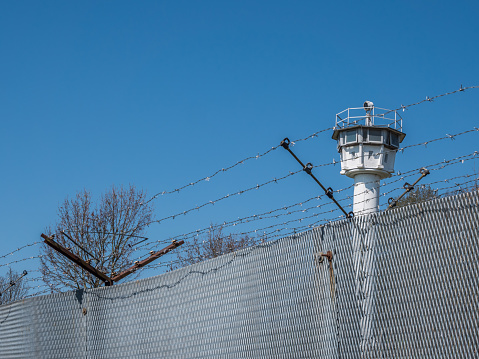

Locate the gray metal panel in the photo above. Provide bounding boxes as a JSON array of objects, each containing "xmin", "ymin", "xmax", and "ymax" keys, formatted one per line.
[
  {"xmin": 0, "ymin": 191, "xmax": 478, "ymax": 358},
  {"xmin": 84, "ymin": 232, "xmax": 328, "ymax": 358},
  {"xmin": 373, "ymin": 191, "xmax": 479, "ymax": 358},
  {"xmin": 30, "ymin": 290, "xmax": 86, "ymax": 358},
  {"xmin": 0, "ymin": 299, "xmax": 34, "ymax": 358}
]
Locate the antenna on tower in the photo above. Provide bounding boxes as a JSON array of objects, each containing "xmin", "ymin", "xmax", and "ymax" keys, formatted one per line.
[{"xmin": 363, "ymin": 101, "xmax": 374, "ymax": 126}]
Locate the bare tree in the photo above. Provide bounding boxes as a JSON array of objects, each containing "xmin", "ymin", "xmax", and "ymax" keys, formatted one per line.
[
  {"xmin": 395, "ymin": 184, "xmax": 438, "ymax": 208},
  {"xmin": 172, "ymin": 225, "xmax": 260, "ymax": 269},
  {"xmin": 40, "ymin": 185, "xmax": 154, "ymax": 291},
  {"xmin": 0, "ymin": 268, "xmax": 29, "ymax": 305}
]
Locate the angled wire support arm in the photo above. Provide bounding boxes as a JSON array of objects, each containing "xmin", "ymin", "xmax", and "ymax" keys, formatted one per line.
[
  {"xmin": 41, "ymin": 233, "xmax": 114, "ymax": 286},
  {"xmin": 280, "ymin": 138, "xmax": 353, "ymax": 219},
  {"xmin": 41, "ymin": 234, "xmax": 183, "ymax": 286},
  {"xmin": 110, "ymin": 240, "xmax": 184, "ymax": 282},
  {"xmin": 0, "ymin": 270, "xmax": 28, "ymax": 297},
  {"xmin": 386, "ymin": 167, "xmax": 430, "ymax": 210}
]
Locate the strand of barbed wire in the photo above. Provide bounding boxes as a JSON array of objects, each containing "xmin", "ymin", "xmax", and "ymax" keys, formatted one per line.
[
  {"xmin": 316, "ymin": 127, "xmax": 479, "ymax": 170},
  {"xmin": 2, "ymin": 144, "xmax": 474, "ymax": 263},
  {"xmin": 2, "ymin": 87, "xmax": 475, "ymax": 258},
  {"xmin": 17, "ymin": 173, "xmax": 477, "ymax": 291},
  {"xmin": 7, "ymin": 175, "xmax": 477, "ymax": 298},
  {"xmin": 150, "ymin": 131, "xmax": 478, "ymax": 226},
  {"xmin": 133, "ymin": 168, "xmax": 424, "ymax": 252},
  {"xmin": 1, "ymin": 157, "xmax": 476, "ymax": 269},
  {"xmin": 133, "ymin": 164, "xmax": 479, "ymax": 262},
  {"xmin": 146, "ymin": 175, "xmax": 479, "ymax": 271},
  {"xmin": 143, "ymin": 85, "xmax": 478, "ymax": 204},
  {"xmin": 378, "ymin": 173, "xmax": 478, "ymax": 199},
  {"xmin": 150, "ymin": 168, "xmax": 301, "ymax": 224},
  {"xmin": 133, "ymin": 169, "xmax": 479, "ymax": 263},
  {"xmin": 146, "ymin": 216, "xmax": 344, "ymax": 270},
  {"xmin": 23, "ymin": 287, "xmax": 52, "ymax": 299},
  {"xmin": 386, "ymin": 85, "xmax": 479, "ymax": 115},
  {"xmin": 2, "ymin": 150, "xmax": 474, "ymax": 268},
  {"xmin": 144, "ymin": 128, "xmax": 335, "ymax": 205},
  {"xmin": 18, "ymin": 186, "xmax": 477, "ymax": 298},
  {"xmin": 0, "ymin": 242, "xmax": 41, "ymax": 260},
  {"xmin": 1, "ymin": 162, "xmax": 476, "ymax": 274},
  {"xmin": 336, "ymin": 151, "xmax": 478, "ymax": 194}
]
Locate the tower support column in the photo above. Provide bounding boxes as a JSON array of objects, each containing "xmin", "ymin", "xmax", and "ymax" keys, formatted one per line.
[{"xmin": 353, "ymin": 173, "xmax": 380, "ymax": 215}]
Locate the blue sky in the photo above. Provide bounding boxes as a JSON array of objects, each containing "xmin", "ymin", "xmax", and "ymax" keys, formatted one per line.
[{"xmin": 1, "ymin": 1, "xmax": 478, "ymax": 291}]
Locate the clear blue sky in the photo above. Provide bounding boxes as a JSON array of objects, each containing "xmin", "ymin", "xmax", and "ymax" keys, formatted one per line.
[{"xmin": 1, "ymin": 1, "xmax": 478, "ymax": 290}]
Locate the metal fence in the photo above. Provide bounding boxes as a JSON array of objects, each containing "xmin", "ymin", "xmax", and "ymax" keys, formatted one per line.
[{"xmin": 1, "ymin": 191, "xmax": 478, "ymax": 358}]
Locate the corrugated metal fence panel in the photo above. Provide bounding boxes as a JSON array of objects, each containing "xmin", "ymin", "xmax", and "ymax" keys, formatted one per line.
[
  {"xmin": 0, "ymin": 299, "xmax": 33, "ymax": 358},
  {"xmin": 84, "ymin": 229, "xmax": 329, "ymax": 358},
  {"xmin": 373, "ymin": 191, "xmax": 479, "ymax": 358},
  {"xmin": 30, "ymin": 290, "xmax": 87, "ymax": 358},
  {"xmin": 320, "ymin": 218, "xmax": 361, "ymax": 358},
  {"xmin": 0, "ymin": 191, "xmax": 478, "ymax": 358}
]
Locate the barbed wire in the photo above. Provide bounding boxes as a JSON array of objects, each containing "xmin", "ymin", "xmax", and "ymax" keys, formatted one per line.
[
  {"xmin": 149, "ymin": 169, "xmax": 302, "ymax": 224},
  {"xmin": 23, "ymin": 287, "xmax": 53, "ymax": 299},
  {"xmin": 25, "ymin": 175, "xmax": 478, "ymax": 299},
  {"xmin": 388, "ymin": 85, "xmax": 479, "ymax": 114},
  {"xmin": 1, "ymin": 149, "xmax": 476, "ymax": 272},
  {"xmin": 14, "ymin": 188, "xmax": 479, "ymax": 302},
  {"xmin": 113, "ymin": 150, "xmax": 479, "ymax": 258},
  {"xmin": 0, "ymin": 255, "xmax": 43, "ymax": 269},
  {"xmin": 131, "ymin": 183, "xmax": 395, "ymax": 265},
  {"xmin": 0, "ymin": 242, "xmax": 41, "ymax": 261},
  {"xmin": 150, "ymin": 131, "xmax": 478, "ymax": 227},
  {"xmin": 137, "ymin": 173, "xmax": 463, "ymax": 258},
  {"xmin": 379, "ymin": 173, "xmax": 478, "ymax": 199},
  {"xmin": 143, "ymin": 85, "xmax": 478, "ymax": 205},
  {"xmin": 143, "ymin": 127, "xmax": 336, "ymax": 205},
  {"xmin": 137, "ymin": 169, "xmax": 479, "ymax": 267},
  {"xmin": 314, "ymin": 128, "xmax": 479, "ymax": 170},
  {"xmin": 4, "ymin": 136, "xmax": 475, "ymax": 265},
  {"xmin": 146, "ymin": 177, "xmax": 479, "ymax": 272},
  {"xmin": 16, "ymin": 175, "xmax": 478, "ymax": 300},
  {"xmin": 134, "ymin": 173, "xmax": 411, "ymax": 252}
]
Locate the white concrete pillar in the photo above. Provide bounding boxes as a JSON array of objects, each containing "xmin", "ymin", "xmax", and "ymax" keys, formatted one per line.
[{"xmin": 353, "ymin": 173, "xmax": 380, "ymax": 215}]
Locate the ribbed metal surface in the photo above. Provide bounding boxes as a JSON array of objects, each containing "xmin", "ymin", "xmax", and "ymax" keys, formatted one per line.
[{"xmin": 0, "ymin": 191, "xmax": 478, "ymax": 358}]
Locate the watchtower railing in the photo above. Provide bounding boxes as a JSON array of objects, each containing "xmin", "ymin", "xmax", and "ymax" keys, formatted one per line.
[{"xmin": 335, "ymin": 107, "xmax": 403, "ymax": 131}]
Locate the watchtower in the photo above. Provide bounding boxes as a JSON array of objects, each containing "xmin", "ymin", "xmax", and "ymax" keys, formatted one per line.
[{"xmin": 332, "ymin": 101, "xmax": 406, "ymax": 215}]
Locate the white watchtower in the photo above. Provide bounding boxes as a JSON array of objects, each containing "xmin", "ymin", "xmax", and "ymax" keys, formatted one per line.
[{"xmin": 332, "ymin": 101, "xmax": 406, "ymax": 215}]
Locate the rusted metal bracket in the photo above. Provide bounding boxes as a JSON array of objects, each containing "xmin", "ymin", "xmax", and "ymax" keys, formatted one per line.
[
  {"xmin": 316, "ymin": 250, "xmax": 336, "ymax": 301},
  {"xmin": 41, "ymin": 234, "xmax": 184, "ymax": 286},
  {"xmin": 280, "ymin": 138, "xmax": 353, "ymax": 219},
  {"xmin": 321, "ymin": 251, "xmax": 333, "ymax": 262},
  {"xmin": 41, "ymin": 233, "xmax": 114, "ymax": 286},
  {"xmin": 111, "ymin": 240, "xmax": 184, "ymax": 282},
  {"xmin": 387, "ymin": 167, "xmax": 430, "ymax": 210}
]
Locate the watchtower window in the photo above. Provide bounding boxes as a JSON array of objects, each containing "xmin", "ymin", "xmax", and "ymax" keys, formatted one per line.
[
  {"xmin": 369, "ymin": 129, "xmax": 382, "ymax": 142},
  {"xmin": 390, "ymin": 133, "xmax": 399, "ymax": 148},
  {"xmin": 345, "ymin": 130, "xmax": 356, "ymax": 144}
]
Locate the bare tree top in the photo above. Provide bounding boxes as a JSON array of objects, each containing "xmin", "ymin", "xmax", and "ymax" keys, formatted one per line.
[{"xmin": 40, "ymin": 185, "xmax": 154, "ymax": 291}]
